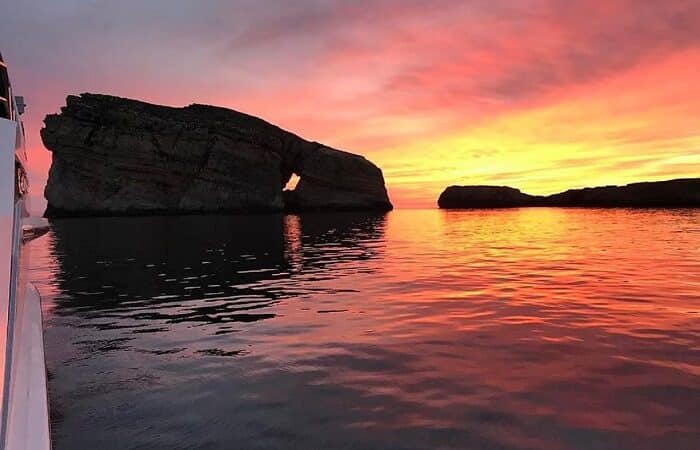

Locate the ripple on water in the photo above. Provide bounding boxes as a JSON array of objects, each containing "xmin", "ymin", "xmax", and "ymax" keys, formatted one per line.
[{"xmin": 28, "ymin": 209, "xmax": 700, "ymax": 450}]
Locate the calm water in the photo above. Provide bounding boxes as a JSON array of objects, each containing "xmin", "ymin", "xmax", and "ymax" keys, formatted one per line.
[{"xmin": 28, "ymin": 209, "xmax": 699, "ymax": 450}]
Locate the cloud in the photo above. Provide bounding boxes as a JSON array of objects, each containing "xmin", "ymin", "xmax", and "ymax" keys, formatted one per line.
[{"xmin": 1, "ymin": 0, "xmax": 699, "ymax": 208}]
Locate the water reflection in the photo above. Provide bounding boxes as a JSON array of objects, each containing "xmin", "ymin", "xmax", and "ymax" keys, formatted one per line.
[
  {"xmin": 47, "ymin": 213, "xmax": 387, "ymax": 329},
  {"xmin": 28, "ymin": 209, "xmax": 700, "ymax": 450}
]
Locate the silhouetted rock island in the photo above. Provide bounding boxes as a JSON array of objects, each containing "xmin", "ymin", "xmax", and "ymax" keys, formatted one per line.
[
  {"xmin": 42, "ymin": 94, "xmax": 392, "ymax": 217},
  {"xmin": 438, "ymin": 179, "xmax": 700, "ymax": 209}
]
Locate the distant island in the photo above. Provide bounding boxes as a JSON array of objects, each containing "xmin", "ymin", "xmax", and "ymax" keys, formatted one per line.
[
  {"xmin": 438, "ymin": 178, "xmax": 700, "ymax": 209},
  {"xmin": 41, "ymin": 93, "xmax": 392, "ymax": 217}
]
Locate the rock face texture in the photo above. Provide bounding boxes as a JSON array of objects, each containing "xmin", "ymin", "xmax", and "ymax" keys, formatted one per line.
[
  {"xmin": 438, "ymin": 179, "xmax": 700, "ymax": 209},
  {"xmin": 42, "ymin": 94, "xmax": 392, "ymax": 217}
]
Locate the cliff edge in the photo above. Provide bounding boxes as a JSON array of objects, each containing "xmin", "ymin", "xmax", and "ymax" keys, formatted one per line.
[{"xmin": 42, "ymin": 94, "xmax": 392, "ymax": 217}]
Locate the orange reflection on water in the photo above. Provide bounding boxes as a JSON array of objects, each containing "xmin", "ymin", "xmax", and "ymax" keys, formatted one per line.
[
  {"xmin": 235, "ymin": 209, "xmax": 699, "ymax": 444},
  {"xmin": 29, "ymin": 209, "xmax": 700, "ymax": 449}
]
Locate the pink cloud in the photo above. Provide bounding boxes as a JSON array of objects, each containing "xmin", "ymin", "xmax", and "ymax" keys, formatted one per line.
[{"xmin": 1, "ymin": 0, "xmax": 699, "ymax": 209}]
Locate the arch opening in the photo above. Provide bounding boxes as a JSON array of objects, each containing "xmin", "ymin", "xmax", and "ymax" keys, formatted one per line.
[{"xmin": 283, "ymin": 173, "xmax": 300, "ymax": 192}]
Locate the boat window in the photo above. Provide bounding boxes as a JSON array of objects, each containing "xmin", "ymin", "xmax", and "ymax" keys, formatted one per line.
[{"xmin": 0, "ymin": 58, "xmax": 10, "ymax": 119}]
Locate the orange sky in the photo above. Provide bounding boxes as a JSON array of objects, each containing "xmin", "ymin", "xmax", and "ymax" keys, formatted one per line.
[{"xmin": 1, "ymin": 0, "xmax": 699, "ymax": 211}]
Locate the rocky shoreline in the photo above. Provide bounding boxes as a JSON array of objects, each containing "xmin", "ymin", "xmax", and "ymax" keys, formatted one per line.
[{"xmin": 438, "ymin": 179, "xmax": 700, "ymax": 209}]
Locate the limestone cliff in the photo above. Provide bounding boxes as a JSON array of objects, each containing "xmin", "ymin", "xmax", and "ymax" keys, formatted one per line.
[
  {"xmin": 438, "ymin": 179, "xmax": 700, "ymax": 209},
  {"xmin": 42, "ymin": 94, "xmax": 392, "ymax": 217}
]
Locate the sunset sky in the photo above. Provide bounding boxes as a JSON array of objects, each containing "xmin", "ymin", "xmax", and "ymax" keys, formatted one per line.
[{"xmin": 1, "ymin": 0, "xmax": 699, "ymax": 210}]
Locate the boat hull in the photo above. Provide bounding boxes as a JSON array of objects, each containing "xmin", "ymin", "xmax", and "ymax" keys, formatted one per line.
[{"xmin": 0, "ymin": 114, "xmax": 51, "ymax": 449}]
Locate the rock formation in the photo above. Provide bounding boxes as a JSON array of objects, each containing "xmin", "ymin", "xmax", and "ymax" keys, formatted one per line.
[
  {"xmin": 42, "ymin": 94, "xmax": 392, "ymax": 217},
  {"xmin": 438, "ymin": 186, "xmax": 537, "ymax": 208},
  {"xmin": 438, "ymin": 179, "xmax": 700, "ymax": 209}
]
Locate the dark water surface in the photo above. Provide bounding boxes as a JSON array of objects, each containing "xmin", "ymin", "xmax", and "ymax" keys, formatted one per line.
[{"xmin": 28, "ymin": 209, "xmax": 699, "ymax": 449}]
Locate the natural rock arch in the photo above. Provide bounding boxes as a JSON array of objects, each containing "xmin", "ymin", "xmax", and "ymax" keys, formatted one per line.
[{"xmin": 41, "ymin": 94, "xmax": 393, "ymax": 217}]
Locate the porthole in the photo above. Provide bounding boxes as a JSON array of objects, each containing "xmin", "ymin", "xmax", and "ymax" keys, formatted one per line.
[{"xmin": 15, "ymin": 164, "xmax": 28, "ymax": 201}]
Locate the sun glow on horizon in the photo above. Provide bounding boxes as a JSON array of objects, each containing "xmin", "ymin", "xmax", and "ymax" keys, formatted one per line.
[
  {"xmin": 373, "ymin": 49, "xmax": 700, "ymax": 207},
  {"xmin": 3, "ymin": 1, "xmax": 699, "ymax": 211}
]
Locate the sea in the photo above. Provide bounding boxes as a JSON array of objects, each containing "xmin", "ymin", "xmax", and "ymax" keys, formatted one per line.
[{"xmin": 27, "ymin": 208, "xmax": 699, "ymax": 450}]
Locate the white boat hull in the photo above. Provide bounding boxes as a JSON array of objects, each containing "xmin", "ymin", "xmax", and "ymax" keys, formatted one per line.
[{"xmin": 0, "ymin": 74, "xmax": 51, "ymax": 449}]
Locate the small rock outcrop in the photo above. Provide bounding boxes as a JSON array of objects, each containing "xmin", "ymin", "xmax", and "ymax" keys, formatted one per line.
[
  {"xmin": 42, "ymin": 94, "xmax": 392, "ymax": 217},
  {"xmin": 438, "ymin": 179, "xmax": 700, "ymax": 209}
]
